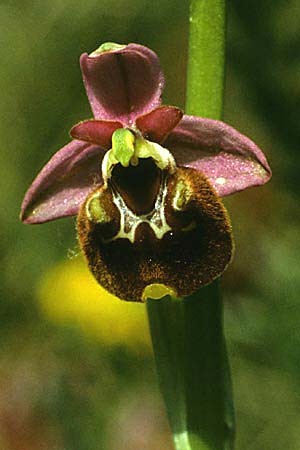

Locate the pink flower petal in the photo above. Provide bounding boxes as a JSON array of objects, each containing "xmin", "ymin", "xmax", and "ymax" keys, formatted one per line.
[
  {"xmin": 165, "ymin": 115, "xmax": 272, "ymax": 197},
  {"xmin": 20, "ymin": 140, "xmax": 104, "ymax": 224},
  {"xmin": 135, "ymin": 106, "xmax": 183, "ymax": 143},
  {"xmin": 80, "ymin": 44, "xmax": 164, "ymax": 125},
  {"xmin": 70, "ymin": 119, "xmax": 122, "ymax": 148}
]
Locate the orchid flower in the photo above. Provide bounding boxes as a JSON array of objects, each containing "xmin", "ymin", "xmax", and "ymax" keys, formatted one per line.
[{"xmin": 20, "ymin": 42, "xmax": 271, "ymax": 302}]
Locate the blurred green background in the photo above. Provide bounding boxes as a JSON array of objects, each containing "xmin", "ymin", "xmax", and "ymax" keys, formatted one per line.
[{"xmin": 1, "ymin": 0, "xmax": 300, "ymax": 449}]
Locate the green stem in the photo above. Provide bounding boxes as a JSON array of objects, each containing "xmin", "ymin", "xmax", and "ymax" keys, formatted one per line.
[
  {"xmin": 147, "ymin": 0, "xmax": 235, "ymax": 449},
  {"xmin": 186, "ymin": 0, "xmax": 226, "ymax": 118},
  {"xmin": 147, "ymin": 285, "xmax": 234, "ymax": 450}
]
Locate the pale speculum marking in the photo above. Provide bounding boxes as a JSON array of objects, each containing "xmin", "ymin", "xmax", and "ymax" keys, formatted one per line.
[
  {"xmin": 85, "ymin": 160, "xmax": 194, "ymax": 245},
  {"xmin": 94, "ymin": 134, "xmax": 179, "ymax": 244},
  {"xmin": 107, "ymin": 172, "xmax": 171, "ymax": 244}
]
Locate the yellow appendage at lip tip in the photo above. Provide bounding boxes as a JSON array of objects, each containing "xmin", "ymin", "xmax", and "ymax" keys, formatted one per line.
[{"xmin": 142, "ymin": 283, "xmax": 177, "ymax": 301}]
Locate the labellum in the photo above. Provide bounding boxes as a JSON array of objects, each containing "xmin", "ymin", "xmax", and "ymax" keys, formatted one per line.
[{"xmin": 77, "ymin": 130, "xmax": 233, "ymax": 302}]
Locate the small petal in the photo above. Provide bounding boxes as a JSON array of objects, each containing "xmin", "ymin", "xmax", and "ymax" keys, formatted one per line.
[
  {"xmin": 80, "ymin": 43, "xmax": 164, "ymax": 125},
  {"xmin": 136, "ymin": 106, "xmax": 183, "ymax": 143},
  {"xmin": 20, "ymin": 140, "xmax": 104, "ymax": 224},
  {"xmin": 70, "ymin": 119, "xmax": 122, "ymax": 148},
  {"xmin": 165, "ymin": 115, "xmax": 272, "ymax": 197}
]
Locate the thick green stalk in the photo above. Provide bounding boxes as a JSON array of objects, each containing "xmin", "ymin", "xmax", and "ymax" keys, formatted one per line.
[
  {"xmin": 147, "ymin": 0, "xmax": 235, "ymax": 449},
  {"xmin": 147, "ymin": 285, "xmax": 234, "ymax": 450},
  {"xmin": 186, "ymin": 0, "xmax": 226, "ymax": 118}
]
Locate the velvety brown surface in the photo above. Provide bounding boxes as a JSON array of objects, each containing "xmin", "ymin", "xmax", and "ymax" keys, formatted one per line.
[{"xmin": 77, "ymin": 166, "xmax": 233, "ymax": 302}]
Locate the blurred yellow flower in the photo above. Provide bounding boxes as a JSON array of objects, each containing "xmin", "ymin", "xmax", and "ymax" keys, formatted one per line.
[{"xmin": 37, "ymin": 256, "xmax": 151, "ymax": 351}]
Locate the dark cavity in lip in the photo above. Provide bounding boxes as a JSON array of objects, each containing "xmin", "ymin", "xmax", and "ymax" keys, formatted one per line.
[{"xmin": 110, "ymin": 157, "xmax": 162, "ymax": 215}]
